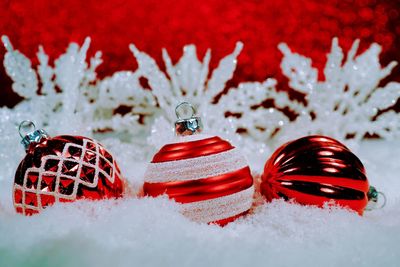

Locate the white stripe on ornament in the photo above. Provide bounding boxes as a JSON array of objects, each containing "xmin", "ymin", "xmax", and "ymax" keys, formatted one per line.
[
  {"xmin": 144, "ymin": 148, "xmax": 248, "ymax": 183},
  {"xmin": 180, "ymin": 185, "xmax": 255, "ymax": 224}
]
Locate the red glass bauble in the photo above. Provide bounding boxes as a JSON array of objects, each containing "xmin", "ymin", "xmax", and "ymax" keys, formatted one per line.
[
  {"xmin": 13, "ymin": 134, "xmax": 126, "ymax": 215},
  {"xmin": 143, "ymin": 134, "xmax": 254, "ymax": 225},
  {"xmin": 260, "ymin": 135, "xmax": 370, "ymax": 215}
]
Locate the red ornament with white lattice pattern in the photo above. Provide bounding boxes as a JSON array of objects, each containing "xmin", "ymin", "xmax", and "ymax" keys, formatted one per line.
[{"xmin": 13, "ymin": 122, "xmax": 126, "ymax": 215}]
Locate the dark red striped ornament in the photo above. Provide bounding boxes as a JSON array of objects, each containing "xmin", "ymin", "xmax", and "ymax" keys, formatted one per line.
[
  {"xmin": 143, "ymin": 102, "xmax": 254, "ymax": 225},
  {"xmin": 261, "ymin": 135, "xmax": 381, "ymax": 215}
]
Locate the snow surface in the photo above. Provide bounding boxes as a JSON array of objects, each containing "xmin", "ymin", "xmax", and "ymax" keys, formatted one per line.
[{"xmin": 1, "ymin": 140, "xmax": 400, "ymax": 267}]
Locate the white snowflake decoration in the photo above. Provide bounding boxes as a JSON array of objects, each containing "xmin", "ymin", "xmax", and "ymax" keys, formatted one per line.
[
  {"xmin": 2, "ymin": 36, "xmax": 96, "ymax": 135},
  {"xmin": 1, "ymin": 35, "xmax": 400, "ymax": 179},
  {"xmin": 276, "ymin": 38, "xmax": 400, "ymax": 144},
  {"xmin": 128, "ymin": 42, "xmax": 280, "ymax": 156}
]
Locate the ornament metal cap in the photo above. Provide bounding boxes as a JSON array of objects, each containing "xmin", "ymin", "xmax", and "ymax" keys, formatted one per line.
[
  {"xmin": 174, "ymin": 102, "xmax": 203, "ymax": 136},
  {"xmin": 18, "ymin": 120, "xmax": 50, "ymax": 151},
  {"xmin": 366, "ymin": 185, "xmax": 386, "ymax": 211}
]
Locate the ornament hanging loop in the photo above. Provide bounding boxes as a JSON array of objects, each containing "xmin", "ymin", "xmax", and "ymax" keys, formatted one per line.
[
  {"xmin": 18, "ymin": 120, "xmax": 36, "ymax": 138},
  {"xmin": 377, "ymin": 191, "xmax": 387, "ymax": 209},
  {"xmin": 366, "ymin": 185, "xmax": 386, "ymax": 211},
  {"xmin": 18, "ymin": 120, "xmax": 50, "ymax": 151},
  {"xmin": 175, "ymin": 102, "xmax": 196, "ymax": 120},
  {"xmin": 174, "ymin": 102, "xmax": 203, "ymax": 136}
]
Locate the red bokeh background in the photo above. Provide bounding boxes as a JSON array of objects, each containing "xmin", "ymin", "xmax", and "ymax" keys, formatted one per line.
[{"xmin": 1, "ymin": 0, "xmax": 400, "ymax": 107}]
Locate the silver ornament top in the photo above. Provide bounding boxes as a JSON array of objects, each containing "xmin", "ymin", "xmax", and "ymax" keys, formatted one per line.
[
  {"xmin": 174, "ymin": 102, "xmax": 203, "ymax": 136},
  {"xmin": 18, "ymin": 120, "xmax": 50, "ymax": 151}
]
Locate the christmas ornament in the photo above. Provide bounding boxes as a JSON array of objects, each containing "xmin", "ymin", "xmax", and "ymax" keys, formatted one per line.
[
  {"xmin": 260, "ymin": 135, "xmax": 385, "ymax": 215},
  {"xmin": 13, "ymin": 121, "xmax": 126, "ymax": 215},
  {"xmin": 143, "ymin": 102, "xmax": 254, "ymax": 225}
]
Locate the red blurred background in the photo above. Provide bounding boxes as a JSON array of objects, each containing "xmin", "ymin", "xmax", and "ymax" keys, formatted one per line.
[{"xmin": 1, "ymin": 0, "xmax": 400, "ymax": 107}]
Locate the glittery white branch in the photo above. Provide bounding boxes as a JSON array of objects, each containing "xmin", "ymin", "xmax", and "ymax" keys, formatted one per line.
[
  {"xmin": 37, "ymin": 46, "xmax": 55, "ymax": 96},
  {"xmin": 2, "ymin": 36, "xmax": 38, "ymax": 98},
  {"xmin": 205, "ymin": 42, "xmax": 243, "ymax": 102}
]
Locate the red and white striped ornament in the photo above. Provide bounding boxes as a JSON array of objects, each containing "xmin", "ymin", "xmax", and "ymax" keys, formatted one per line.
[{"xmin": 143, "ymin": 103, "xmax": 254, "ymax": 225}]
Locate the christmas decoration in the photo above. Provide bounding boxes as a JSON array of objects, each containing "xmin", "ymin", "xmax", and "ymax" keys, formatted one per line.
[
  {"xmin": 275, "ymin": 39, "xmax": 400, "ymax": 144},
  {"xmin": 260, "ymin": 135, "xmax": 385, "ymax": 214},
  {"xmin": 143, "ymin": 102, "xmax": 254, "ymax": 225},
  {"xmin": 13, "ymin": 121, "xmax": 125, "ymax": 215},
  {"xmin": 0, "ymin": 17, "xmax": 400, "ymax": 266},
  {"xmin": 1, "ymin": 36, "xmax": 399, "ymax": 171}
]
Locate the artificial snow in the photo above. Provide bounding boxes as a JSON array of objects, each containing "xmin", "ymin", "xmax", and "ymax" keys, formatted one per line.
[{"xmin": 1, "ymin": 140, "xmax": 400, "ymax": 267}]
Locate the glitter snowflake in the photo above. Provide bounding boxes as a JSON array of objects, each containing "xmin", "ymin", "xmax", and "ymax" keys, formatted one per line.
[
  {"xmin": 275, "ymin": 38, "xmax": 400, "ymax": 144},
  {"xmin": 1, "ymin": 36, "xmax": 146, "ymax": 137},
  {"xmin": 128, "ymin": 42, "xmax": 280, "ymax": 156}
]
